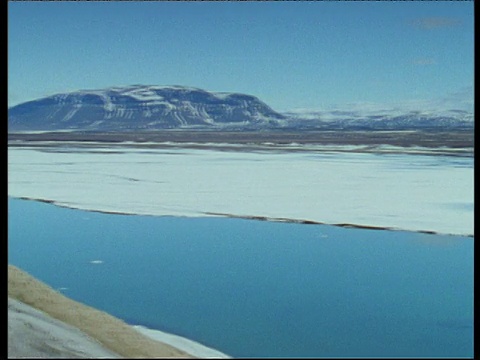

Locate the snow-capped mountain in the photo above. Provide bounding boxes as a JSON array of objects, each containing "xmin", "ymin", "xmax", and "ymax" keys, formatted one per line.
[
  {"xmin": 8, "ymin": 85, "xmax": 287, "ymax": 131},
  {"xmin": 282, "ymin": 108, "xmax": 474, "ymax": 130},
  {"xmin": 8, "ymin": 85, "xmax": 473, "ymax": 132}
]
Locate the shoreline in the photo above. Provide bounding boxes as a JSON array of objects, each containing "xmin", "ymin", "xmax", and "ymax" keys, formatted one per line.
[
  {"xmin": 8, "ymin": 265, "xmax": 231, "ymax": 358},
  {"xmin": 133, "ymin": 325, "xmax": 231, "ymax": 358},
  {"xmin": 10, "ymin": 195, "xmax": 475, "ymax": 238},
  {"xmin": 8, "ymin": 138, "xmax": 474, "ymax": 158},
  {"xmin": 7, "ymin": 129, "xmax": 474, "ymax": 150},
  {"xmin": 8, "ymin": 297, "xmax": 122, "ymax": 358}
]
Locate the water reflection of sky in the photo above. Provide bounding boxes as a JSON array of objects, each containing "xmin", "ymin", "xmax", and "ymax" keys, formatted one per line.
[{"xmin": 8, "ymin": 197, "xmax": 474, "ymax": 358}]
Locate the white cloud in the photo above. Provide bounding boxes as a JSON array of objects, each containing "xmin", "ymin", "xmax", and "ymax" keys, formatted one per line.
[
  {"xmin": 410, "ymin": 17, "xmax": 462, "ymax": 30},
  {"xmin": 285, "ymin": 87, "xmax": 473, "ymax": 115},
  {"xmin": 412, "ymin": 58, "xmax": 436, "ymax": 66}
]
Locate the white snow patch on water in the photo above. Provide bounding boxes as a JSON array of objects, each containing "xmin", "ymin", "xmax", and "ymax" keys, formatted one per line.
[{"xmin": 7, "ymin": 145, "xmax": 474, "ymax": 236}]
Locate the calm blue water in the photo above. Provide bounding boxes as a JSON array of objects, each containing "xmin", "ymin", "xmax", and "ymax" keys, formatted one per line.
[{"xmin": 8, "ymin": 197, "xmax": 473, "ymax": 358}]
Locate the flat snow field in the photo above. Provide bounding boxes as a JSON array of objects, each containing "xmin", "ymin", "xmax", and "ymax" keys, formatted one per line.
[{"xmin": 8, "ymin": 143, "xmax": 473, "ymax": 236}]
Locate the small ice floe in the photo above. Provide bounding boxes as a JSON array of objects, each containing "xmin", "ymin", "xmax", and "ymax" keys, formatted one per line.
[{"xmin": 90, "ymin": 260, "xmax": 104, "ymax": 265}]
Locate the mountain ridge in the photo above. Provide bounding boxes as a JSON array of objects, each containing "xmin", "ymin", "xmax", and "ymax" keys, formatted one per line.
[
  {"xmin": 8, "ymin": 85, "xmax": 473, "ymax": 132},
  {"xmin": 8, "ymin": 85, "xmax": 287, "ymax": 131}
]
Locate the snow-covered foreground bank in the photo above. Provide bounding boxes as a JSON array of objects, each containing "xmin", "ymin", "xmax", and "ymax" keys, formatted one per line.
[
  {"xmin": 8, "ymin": 144, "xmax": 473, "ymax": 236},
  {"xmin": 8, "ymin": 264, "xmax": 229, "ymax": 358}
]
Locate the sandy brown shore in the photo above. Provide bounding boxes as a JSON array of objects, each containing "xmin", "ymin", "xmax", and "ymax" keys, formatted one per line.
[{"xmin": 8, "ymin": 265, "xmax": 195, "ymax": 358}]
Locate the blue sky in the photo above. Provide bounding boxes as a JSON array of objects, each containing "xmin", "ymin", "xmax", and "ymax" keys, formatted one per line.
[{"xmin": 8, "ymin": 1, "xmax": 474, "ymax": 111}]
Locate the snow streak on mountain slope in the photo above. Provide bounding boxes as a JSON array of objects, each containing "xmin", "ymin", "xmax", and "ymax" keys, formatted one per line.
[{"xmin": 8, "ymin": 85, "xmax": 287, "ymax": 131}]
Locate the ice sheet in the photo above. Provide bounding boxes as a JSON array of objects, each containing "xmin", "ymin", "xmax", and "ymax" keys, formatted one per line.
[{"xmin": 8, "ymin": 145, "xmax": 473, "ymax": 236}]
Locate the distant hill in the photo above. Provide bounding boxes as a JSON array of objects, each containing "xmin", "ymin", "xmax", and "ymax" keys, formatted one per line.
[
  {"xmin": 8, "ymin": 85, "xmax": 473, "ymax": 132},
  {"xmin": 283, "ymin": 109, "xmax": 474, "ymax": 131},
  {"xmin": 8, "ymin": 85, "xmax": 287, "ymax": 131}
]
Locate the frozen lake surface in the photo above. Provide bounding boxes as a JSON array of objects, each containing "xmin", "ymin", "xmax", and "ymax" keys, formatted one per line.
[
  {"xmin": 8, "ymin": 142, "xmax": 474, "ymax": 357},
  {"xmin": 8, "ymin": 144, "xmax": 473, "ymax": 236}
]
